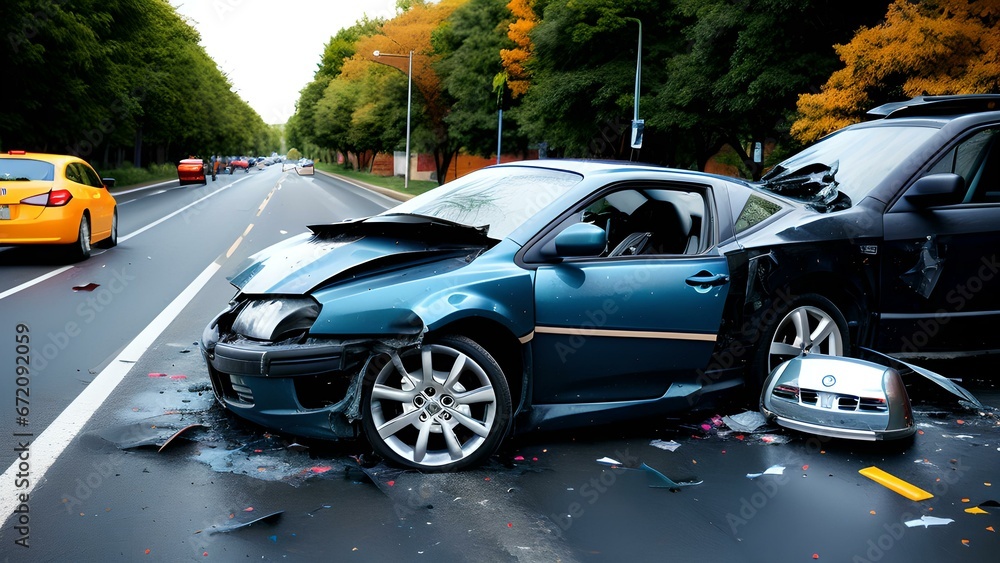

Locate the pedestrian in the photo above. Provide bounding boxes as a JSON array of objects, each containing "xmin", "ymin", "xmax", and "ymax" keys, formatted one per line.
[{"xmin": 211, "ymin": 155, "xmax": 218, "ymax": 181}]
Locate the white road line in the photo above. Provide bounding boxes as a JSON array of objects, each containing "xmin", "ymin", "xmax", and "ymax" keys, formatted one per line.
[
  {"xmin": 0, "ymin": 266, "xmax": 74, "ymax": 301},
  {"xmin": 0, "ymin": 259, "xmax": 222, "ymax": 520},
  {"xmin": 120, "ymin": 177, "xmax": 247, "ymax": 243},
  {"xmin": 0, "ymin": 177, "xmax": 245, "ymax": 303}
]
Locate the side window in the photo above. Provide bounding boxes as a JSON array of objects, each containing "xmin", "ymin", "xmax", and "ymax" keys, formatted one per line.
[
  {"xmin": 64, "ymin": 163, "xmax": 83, "ymax": 184},
  {"xmin": 80, "ymin": 163, "xmax": 104, "ymax": 187},
  {"xmin": 928, "ymin": 128, "xmax": 1000, "ymax": 203},
  {"xmin": 580, "ymin": 187, "xmax": 707, "ymax": 257}
]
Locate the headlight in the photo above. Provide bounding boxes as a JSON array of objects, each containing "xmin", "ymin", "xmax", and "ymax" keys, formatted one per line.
[{"xmin": 232, "ymin": 297, "xmax": 320, "ymax": 341}]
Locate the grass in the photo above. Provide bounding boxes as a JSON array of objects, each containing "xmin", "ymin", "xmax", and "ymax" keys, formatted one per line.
[
  {"xmin": 314, "ymin": 162, "xmax": 440, "ymax": 197},
  {"xmin": 100, "ymin": 162, "xmax": 177, "ymax": 188}
]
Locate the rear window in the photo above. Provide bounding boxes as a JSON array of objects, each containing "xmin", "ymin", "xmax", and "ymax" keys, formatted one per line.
[{"xmin": 0, "ymin": 159, "xmax": 55, "ymax": 181}]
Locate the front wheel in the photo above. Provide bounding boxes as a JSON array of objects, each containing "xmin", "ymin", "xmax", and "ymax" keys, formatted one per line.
[
  {"xmin": 362, "ymin": 335, "xmax": 512, "ymax": 472},
  {"xmin": 752, "ymin": 293, "xmax": 850, "ymax": 384}
]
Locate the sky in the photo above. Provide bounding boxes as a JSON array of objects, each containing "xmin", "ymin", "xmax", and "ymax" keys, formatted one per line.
[{"xmin": 170, "ymin": 0, "xmax": 402, "ymax": 125}]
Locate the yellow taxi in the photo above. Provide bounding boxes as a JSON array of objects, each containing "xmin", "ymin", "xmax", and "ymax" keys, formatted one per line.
[{"xmin": 0, "ymin": 150, "xmax": 118, "ymax": 260}]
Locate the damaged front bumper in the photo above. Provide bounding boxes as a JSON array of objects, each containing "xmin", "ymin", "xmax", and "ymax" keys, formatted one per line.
[{"xmin": 201, "ymin": 306, "xmax": 382, "ymax": 440}]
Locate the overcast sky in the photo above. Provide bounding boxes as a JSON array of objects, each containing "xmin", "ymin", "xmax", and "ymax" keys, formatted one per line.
[{"xmin": 170, "ymin": 0, "xmax": 402, "ymax": 124}]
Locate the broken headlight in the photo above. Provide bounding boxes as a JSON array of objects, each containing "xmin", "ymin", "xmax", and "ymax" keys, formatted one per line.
[{"xmin": 232, "ymin": 296, "xmax": 321, "ymax": 341}]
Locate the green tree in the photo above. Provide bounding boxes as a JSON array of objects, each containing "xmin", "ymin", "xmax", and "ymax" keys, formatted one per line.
[{"xmin": 434, "ymin": 0, "xmax": 529, "ymax": 158}]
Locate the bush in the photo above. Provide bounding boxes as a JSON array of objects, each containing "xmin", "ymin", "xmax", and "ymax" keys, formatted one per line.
[{"xmin": 98, "ymin": 162, "xmax": 178, "ymax": 188}]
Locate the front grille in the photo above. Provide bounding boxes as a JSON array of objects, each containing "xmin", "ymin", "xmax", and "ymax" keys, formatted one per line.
[{"xmin": 793, "ymin": 387, "xmax": 888, "ymax": 413}]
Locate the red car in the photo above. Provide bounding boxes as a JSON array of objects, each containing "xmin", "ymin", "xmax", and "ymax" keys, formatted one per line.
[
  {"xmin": 229, "ymin": 158, "xmax": 250, "ymax": 173},
  {"xmin": 177, "ymin": 158, "xmax": 207, "ymax": 185}
]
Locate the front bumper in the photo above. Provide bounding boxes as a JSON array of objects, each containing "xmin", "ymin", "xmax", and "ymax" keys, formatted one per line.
[
  {"xmin": 760, "ymin": 355, "xmax": 915, "ymax": 441},
  {"xmin": 201, "ymin": 314, "xmax": 368, "ymax": 440}
]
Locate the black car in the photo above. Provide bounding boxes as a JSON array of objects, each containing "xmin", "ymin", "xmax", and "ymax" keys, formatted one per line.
[{"xmin": 201, "ymin": 94, "xmax": 1000, "ymax": 471}]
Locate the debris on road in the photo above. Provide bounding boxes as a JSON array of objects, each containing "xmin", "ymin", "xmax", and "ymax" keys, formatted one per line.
[
  {"xmin": 859, "ymin": 466, "xmax": 933, "ymax": 501},
  {"xmin": 904, "ymin": 515, "xmax": 954, "ymax": 528},
  {"xmin": 209, "ymin": 510, "xmax": 284, "ymax": 534},
  {"xmin": 747, "ymin": 465, "xmax": 785, "ymax": 479}
]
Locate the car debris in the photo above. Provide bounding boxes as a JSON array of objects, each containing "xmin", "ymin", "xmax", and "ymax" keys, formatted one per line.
[
  {"xmin": 858, "ymin": 466, "xmax": 933, "ymax": 501},
  {"xmin": 208, "ymin": 510, "xmax": 284, "ymax": 535}
]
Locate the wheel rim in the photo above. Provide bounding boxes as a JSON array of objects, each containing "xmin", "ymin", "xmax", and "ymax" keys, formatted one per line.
[
  {"xmin": 768, "ymin": 305, "xmax": 844, "ymax": 371},
  {"xmin": 369, "ymin": 343, "xmax": 498, "ymax": 467}
]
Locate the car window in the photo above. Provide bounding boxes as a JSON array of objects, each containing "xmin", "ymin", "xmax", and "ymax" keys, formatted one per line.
[
  {"xmin": 576, "ymin": 186, "xmax": 708, "ymax": 257},
  {"xmin": 386, "ymin": 166, "xmax": 582, "ymax": 240},
  {"xmin": 734, "ymin": 193, "xmax": 783, "ymax": 233},
  {"xmin": 763, "ymin": 125, "xmax": 938, "ymax": 205},
  {"xmin": 0, "ymin": 159, "xmax": 55, "ymax": 181},
  {"xmin": 65, "ymin": 163, "xmax": 84, "ymax": 184},
  {"xmin": 79, "ymin": 163, "xmax": 104, "ymax": 187},
  {"xmin": 927, "ymin": 128, "xmax": 1000, "ymax": 203}
]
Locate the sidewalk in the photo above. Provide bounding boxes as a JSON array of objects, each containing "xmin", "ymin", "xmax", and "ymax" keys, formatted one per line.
[{"xmin": 315, "ymin": 169, "xmax": 414, "ymax": 202}]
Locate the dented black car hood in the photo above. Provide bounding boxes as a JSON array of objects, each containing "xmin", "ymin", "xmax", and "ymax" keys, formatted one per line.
[{"xmin": 228, "ymin": 214, "xmax": 492, "ymax": 295}]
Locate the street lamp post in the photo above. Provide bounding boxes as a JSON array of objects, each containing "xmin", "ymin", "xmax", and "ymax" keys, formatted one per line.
[
  {"xmin": 373, "ymin": 50, "xmax": 413, "ymax": 189},
  {"xmin": 625, "ymin": 18, "xmax": 643, "ymax": 150}
]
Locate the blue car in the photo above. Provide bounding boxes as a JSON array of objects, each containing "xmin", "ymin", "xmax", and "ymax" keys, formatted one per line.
[{"xmin": 202, "ymin": 95, "xmax": 1000, "ymax": 470}]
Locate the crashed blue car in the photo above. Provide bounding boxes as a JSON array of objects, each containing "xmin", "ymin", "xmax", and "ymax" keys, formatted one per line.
[{"xmin": 202, "ymin": 95, "xmax": 1000, "ymax": 471}]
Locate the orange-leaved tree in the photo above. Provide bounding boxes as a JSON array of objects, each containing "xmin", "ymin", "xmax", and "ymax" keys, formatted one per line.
[
  {"xmin": 344, "ymin": 0, "xmax": 465, "ymax": 184},
  {"xmin": 792, "ymin": 0, "xmax": 1000, "ymax": 143},
  {"xmin": 499, "ymin": 0, "xmax": 537, "ymax": 97}
]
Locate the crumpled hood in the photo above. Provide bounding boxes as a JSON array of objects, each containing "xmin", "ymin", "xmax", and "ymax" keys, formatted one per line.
[{"xmin": 229, "ymin": 215, "xmax": 492, "ymax": 295}]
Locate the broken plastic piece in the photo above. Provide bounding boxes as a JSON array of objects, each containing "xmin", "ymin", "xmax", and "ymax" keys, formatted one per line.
[
  {"xmin": 859, "ymin": 466, "xmax": 933, "ymax": 501},
  {"xmin": 649, "ymin": 439, "xmax": 682, "ymax": 452},
  {"xmin": 965, "ymin": 507, "xmax": 989, "ymax": 515},
  {"xmin": 158, "ymin": 424, "xmax": 208, "ymax": 453},
  {"xmin": 722, "ymin": 411, "xmax": 767, "ymax": 433},
  {"xmin": 860, "ymin": 348, "xmax": 984, "ymax": 408},
  {"xmin": 747, "ymin": 465, "xmax": 785, "ymax": 479},
  {"xmin": 209, "ymin": 510, "xmax": 283, "ymax": 534},
  {"xmin": 904, "ymin": 515, "xmax": 953, "ymax": 528},
  {"xmin": 596, "ymin": 457, "xmax": 621, "ymax": 467},
  {"xmin": 640, "ymin": 463, "xmax": 702, "ymax": 490},
  {"xmin": 73, "ymin": 283, "xmax": 100, "ymax": 292}
]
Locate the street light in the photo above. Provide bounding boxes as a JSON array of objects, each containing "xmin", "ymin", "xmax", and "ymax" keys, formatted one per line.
[
  {"xmin": 373, "ymin": 49, "xmax": 413, "ymax": 189},
  {"xmin": 625, "ymin": 18, "xmax": 643, "ymax": 150}
]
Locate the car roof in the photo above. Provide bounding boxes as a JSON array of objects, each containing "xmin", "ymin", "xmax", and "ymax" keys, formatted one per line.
[{"xmin": 1, "ymin": 151, "xmax": 85, "ymax": 167}]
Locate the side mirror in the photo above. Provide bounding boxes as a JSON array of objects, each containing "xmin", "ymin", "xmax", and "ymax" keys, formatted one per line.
[
  {"xmin": 102, "ymin": 177, "xmax": 116, "ymax": 189},
  {"xmin": 903, "ymin": 173, "xmax": 964, "ymax": 208},
  {"xmin": 553, "ymin": 222, "xmax": 607, "ymax": 257}
]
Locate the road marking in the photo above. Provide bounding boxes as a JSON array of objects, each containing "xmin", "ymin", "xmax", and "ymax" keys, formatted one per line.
[
  {"xmin": 0, "ymin": 260, "xmax": 222, "ymax": 520},
  {"xmin": 120, "ymin": 177, "xmax": 247, "ymax": 243},
  {"xmin": 0, "ymin": 266, "xmax": 74, "ymax": 301},
  {"xmin": 0, "ymin": 178, "xmax": 245, "ymax": 303}
]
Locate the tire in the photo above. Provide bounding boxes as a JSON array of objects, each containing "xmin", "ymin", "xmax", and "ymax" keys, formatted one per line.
[
  {"xmin": 96, "ymin": 209, "xmax": 118, "ymax": 249},
  {"xmin": 362, "ymin": 335, "xmax": 512, "ymax": 472},
  {"xmin": 67, "ymin": 215, "xmax": 92, "ymax": 261},
  {"xmin": 751, "ymin": 293, "xmax": 850, "ymax": 386}
]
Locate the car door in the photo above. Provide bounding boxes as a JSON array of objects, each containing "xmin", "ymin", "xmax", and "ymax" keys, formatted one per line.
[
  {"xmin": 880, "ymin": 126, "xmax": 1000, "ymax": 356},
  {"xmin": 529, "ymin": 183, "xmax": 730, "ymax": 403},
  {"xmin": 73, "ymin": 162, "xmax": 114, "ymax": 236}
]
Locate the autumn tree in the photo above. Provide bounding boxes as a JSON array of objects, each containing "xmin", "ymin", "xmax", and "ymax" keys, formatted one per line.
[
  {"xmin": 500, "ymin": 0, "xmax": 537, "ymax": 97},
  {"xmin": 792, "ymin": 0, "xmax": 1000, "ymax": 144}
]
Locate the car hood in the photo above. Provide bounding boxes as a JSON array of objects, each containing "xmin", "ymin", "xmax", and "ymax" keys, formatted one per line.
[{"xmin": 229, "ymin": 214, "xmax": 492, "ymax": 295}]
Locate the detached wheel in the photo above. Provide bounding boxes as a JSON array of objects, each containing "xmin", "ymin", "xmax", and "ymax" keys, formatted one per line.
[
  {"xmin": 753, "ymin": 293, "xmax": 850, "ymax": 382},
  {"xmin": 96, "ymin": 209, "xmax": 117, "ymax": 249},
  {"xmin": 67, "ymin": 215, "xmax": 92, "ymax": 261},
  {"xmin": 362, "ymin": 335, "xmax": 512, "ymax": 472}
]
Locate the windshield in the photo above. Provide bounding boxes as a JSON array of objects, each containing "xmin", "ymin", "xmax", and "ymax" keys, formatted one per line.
[
  {"xmin": 0, "ymin": 159, "xmax": 55, "ymax": 181},
  {"xmin": 384, "ymin": 166, "xmax": 582, "ymax": 240},
  {"xmin": 761, "ymin": 125, "xmax": 938, "ymax": 207}
]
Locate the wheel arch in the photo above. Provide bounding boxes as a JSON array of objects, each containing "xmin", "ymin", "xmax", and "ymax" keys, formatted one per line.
[{"xmin": 425, "ymin": 317, "xmax": 525, "ymax": 416}]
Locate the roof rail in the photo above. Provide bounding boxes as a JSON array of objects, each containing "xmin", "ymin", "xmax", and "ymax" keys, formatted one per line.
[{"xmin": 867, "ymin": 94, "xmax": 1000, "ymax": 119}]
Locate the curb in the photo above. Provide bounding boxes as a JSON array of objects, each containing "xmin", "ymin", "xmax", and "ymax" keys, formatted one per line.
[{"xmin": 315, "ymin": 169, "xmax": 414, "ymax": 202}]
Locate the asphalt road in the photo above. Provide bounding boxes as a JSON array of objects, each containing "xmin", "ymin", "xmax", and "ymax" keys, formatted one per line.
[{"xmin": 0, "ymin": 165, "xmax": 998, "ymax": 561}]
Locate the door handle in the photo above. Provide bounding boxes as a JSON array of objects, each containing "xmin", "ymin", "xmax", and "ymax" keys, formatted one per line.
[{"xmin": 685, "ymin": 272, "xmax": 729, "ymax": 288}]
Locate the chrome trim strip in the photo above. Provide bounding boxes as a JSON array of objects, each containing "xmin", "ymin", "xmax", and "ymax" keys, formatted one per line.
[{"xmin": 534, "ymin": 325, "xmax": 717, "ymax": 342}]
